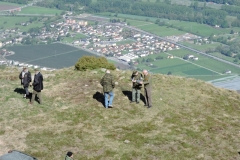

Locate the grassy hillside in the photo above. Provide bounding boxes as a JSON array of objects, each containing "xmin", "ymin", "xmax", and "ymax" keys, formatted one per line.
[{"xmin": 0, "ymin": 67, "xmax": 240, "ymax": 159}]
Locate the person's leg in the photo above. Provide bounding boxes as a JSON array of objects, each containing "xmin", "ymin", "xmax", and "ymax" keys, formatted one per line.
[
  {"xmin": 31, "ymin": 90, "xmax": 36, "ymax": 104},
  {"xmin": 144, "ymin": 88, "xmax": 148, "ymax": 106},
  {"xmin": 37, "ymin": 92, "xmax": 42, "ymax": 104},
  {"xmin": 136, "ymin": 89, "xmax": 140, "ymax": 103},
  {"xmin": 132, "ymin": 88, "xmax": 136, "ymax": 102},
  {"xmin": 25, "ymin": 87, "xmax": 29, "ymax": 96},
  {"xmin": 108, "ymin": 91, "xmax": 114, "ymax": 107},
  {"xmin": 23, "ymin": 86, "xmax": 26, "ymax": 98},
  {"xmin": 146, "ymin": 87, "xmax": 152, "ymax": 107},
  {"xmin": 104, "ymin": 92, "xmax": 109, "ymax": 108}
]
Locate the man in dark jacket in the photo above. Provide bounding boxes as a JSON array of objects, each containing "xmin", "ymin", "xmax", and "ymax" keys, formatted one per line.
[
  {"xmin": 19, "ymin": 66, "xmax": 31, "ymax": 98},
  {"xmin": 100, "ymin": 70, "xmax": 115, "ymax": 108},
  {"xmin": 130, "ymin": 70, "xmax": 143, "ymax": 104},
  {"xmin": 30, "ymin": 68, "xmax": 43, "ymax": 104}
]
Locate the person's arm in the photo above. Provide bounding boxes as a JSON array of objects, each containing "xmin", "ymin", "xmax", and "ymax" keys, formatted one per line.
[
  {"xmin": 33, "ymin": 75, "xmax": 39, "ymax": 86},
  {"xmin": 19, "ymin": 72, "xmax": 22, "ymax": 79},
  {"xmin": 142, "ymin": 74, "xmax": 151, "ymax": 85},
  {"xmin": 28, "ymin": 72, "xmax": 32, "ymax": 82},
  {"xmin": 111, "ymin": 76, "xmax": 115, "ymax": 88}
]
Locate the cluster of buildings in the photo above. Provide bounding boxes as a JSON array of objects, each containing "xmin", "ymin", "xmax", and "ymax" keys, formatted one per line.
[{"xmin": 70, "ymin": 24, "xmax": 180, "ymax": 63}]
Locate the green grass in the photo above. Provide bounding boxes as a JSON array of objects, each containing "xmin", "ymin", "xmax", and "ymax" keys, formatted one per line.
[
  {"xmin": 20, "ymin": 6, "xmax": 62, "ymax": 15},
  {"xmin": 0, "ymin": 16, "xmax": 44, "ymax": 31},
  {"xmin": 137, "ymin": 24, "xmax": 186, "ymax": 36},
  {"xmin": 181, "ymin": 42, "xmax": 221, "ymax": 51},
  {"xmin": 0, "ymin": 1, "xmax": 23, "ymax": 7},
  {"xmin": 0, "ymin": 67, "xmax": 240, "ymax": 159},
  {"xmin": 210, "ymin": 52, "xmax": 236, "ymax": 62},
  {"xmin": 168, "ymin": 49, "xmax": 240, "ymax": 74},
  {"xmin": 61, "ymin": 33, "xmax": 87, "ymax": 43}
]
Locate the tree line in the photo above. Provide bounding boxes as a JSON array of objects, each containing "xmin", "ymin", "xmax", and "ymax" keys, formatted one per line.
[{"xmin": 87, "ymin": 0, "xmax": 229, "ymax": 28}]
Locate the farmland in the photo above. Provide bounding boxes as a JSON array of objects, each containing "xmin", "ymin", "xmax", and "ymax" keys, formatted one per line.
[
  {"xmin": 6, "ymin": 43, "xmax": 96, "ymax": 69},
  {"xmin": 0, "ymin": 16, "xmax": 44, "ymax": 32},
  {"xmin": 167, "ymin": 50, "xmax": 240, "ymax": 74},
  {"xmin": 135, "ymin": 49, "xmax": 240, "ymax": 81},
  {"xmin": 97, "ymin": 12, "xmax": 240, "ymax": 37},
  {"xmin": 137, "ymin": 24, "xmax": 186, "ymax": 36},
  {"xmin": 20, "ymin": 6, "xmax": 62, "ymax": 15}
]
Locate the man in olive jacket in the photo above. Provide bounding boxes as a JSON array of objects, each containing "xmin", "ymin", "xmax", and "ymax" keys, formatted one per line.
[
  {"xmin": 130, "ymin": 70, "xmax": 143, "ymax": 104},
  {"xmin": 140, "ymin": 70, "xmax": 152, "ymax": 108},
  {"xmin": 19, "ymin": 66, "xmax": 32, "ymax": 98},
  {"xmin": 30, "ymin": 68, "xmax": 43, "ymax": 104},
  {"xmin": 100, "ymin": 70, "xmax": 115, "ymax": 108}
]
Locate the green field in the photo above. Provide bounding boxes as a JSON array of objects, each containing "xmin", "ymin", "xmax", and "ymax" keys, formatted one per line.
[
  {"xmin": 97, "ymin": 12, "xmax": 240, "ymax": 37},
  {"xmin": 62, "ymin": 33, "xmax": 87, "ymax": 43},
  {"xmin": 20, "ymin": 6, "xmax": 62, "ymax": 15},
  {"xmin": 210, "ymin": 52, "xmax": 236, "ymax": 62},
  {"xmin": 181, "ymin": 42, "xmax": 220, "ymax": 51},
  {"xmin": 137, "ymin": 24, "xmax": 186, "ymax": 36},
  {"xmin": 0, "ymin": 1, "xmax": 22, "ymax": 7},
  {"xmin": 0, "ymin": 16, "xmax": 44, "ymax": 31},
  {"xmin": 168, "ymin": 49, "xmax": 240, "ymax": 74},
  {"xmin": 135, "ymin": 50, "xmax": 240, "ymax": 81}
]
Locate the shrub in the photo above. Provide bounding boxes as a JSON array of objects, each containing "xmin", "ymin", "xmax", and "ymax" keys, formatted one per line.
[{"xmin": 75, "ymin": 56, "xmax": 116, "ymax": 71}]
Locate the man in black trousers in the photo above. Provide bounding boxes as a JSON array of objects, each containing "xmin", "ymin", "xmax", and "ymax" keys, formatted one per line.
[{"xmin": 30, "ymin": 68, "xmax": 43, "ymax": 104}]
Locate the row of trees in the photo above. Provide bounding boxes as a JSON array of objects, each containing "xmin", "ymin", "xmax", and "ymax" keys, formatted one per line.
[
  {"xmin": 87, "ymin": 1, "xmax": 229, "ymax": 27},
  {"xmin": 36, "ymin": 0, "xmax": 91, "ymax": 11}
]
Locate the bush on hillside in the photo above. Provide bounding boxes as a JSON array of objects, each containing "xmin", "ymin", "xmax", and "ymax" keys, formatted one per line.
[{"xmin": 75, "ymin": 56, "xmax": 116, "ymax": 71}]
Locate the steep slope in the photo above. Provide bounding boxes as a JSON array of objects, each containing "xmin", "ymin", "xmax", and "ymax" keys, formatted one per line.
[{"xmin": 0, "ymin": 67, "xmax": 240, "ymax": 159}]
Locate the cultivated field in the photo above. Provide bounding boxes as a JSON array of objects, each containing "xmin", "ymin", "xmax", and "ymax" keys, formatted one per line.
[
  {"xmin": 6, "ymin": 43, "xmax": 96, "ymax": 69},
  {"xmin": 20, "ymin": 6, "xmax": 62, "ymax": 15}
]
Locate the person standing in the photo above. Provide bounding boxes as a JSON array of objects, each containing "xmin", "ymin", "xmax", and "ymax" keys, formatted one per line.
[
  {"xmin": 140, "ymin": 70, "xmax": 152, "ymax": 108},
  {"xmin": 65, "ymin": 151, "xmax": 74, "ymax": 160},
  {"xmin": 100, "ymin": 70, "xmax": 115, "ymax": 108},
  {"xmin": 130, "ymin": 70, "xmax": 143, "ymax": 104},
  {"xmin": 30, "ymin": 68, "xmax": 43, "ymax": 104},
  {"xmin": 19, "ymin": 66, "xmax": 32, "ymax": 98}
]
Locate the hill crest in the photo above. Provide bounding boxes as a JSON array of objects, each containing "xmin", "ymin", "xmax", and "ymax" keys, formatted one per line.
[{"xmin": 0, "ymin": 67, "xmax": 240, "ymax": 159}]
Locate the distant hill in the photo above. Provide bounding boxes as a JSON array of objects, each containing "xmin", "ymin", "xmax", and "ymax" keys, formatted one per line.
[{"xmin": 0, "ymin": 67, "xmax": 240, "ymax": 159}]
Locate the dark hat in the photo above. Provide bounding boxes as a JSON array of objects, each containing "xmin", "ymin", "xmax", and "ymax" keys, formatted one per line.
[
  {"xmin": 67, "ymin": 151, "xmax": 73, "ymax": 157},
  {"xmin": 133, "ymin": 70, "xmax": 138, "ymax": 75}
]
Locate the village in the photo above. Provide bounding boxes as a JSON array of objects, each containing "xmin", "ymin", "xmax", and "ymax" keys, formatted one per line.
[{"xmin": 0, "ymin": 15, "xmax": 202, "ymax": 68}]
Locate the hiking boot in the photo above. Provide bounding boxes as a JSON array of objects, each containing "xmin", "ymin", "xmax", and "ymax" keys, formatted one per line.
[
  {"xmin": 130, "ymin": 101, "xmax": 135, "ymax": 103},
  {"xmin": 108, "ymin": 105, "xmax": 113, "ymax": 108},
  {"xmin": 23, "ymin": 94, "xmax": 26, "ymax": 98},
  {"xmin": 147, "ymin": 105, "xmax": 152, "ymax": 108},
  {"xmin": 144, "ymin": 104, "xmax": 148, "ymax": 107},
  {"xmin": 136, "ymin": 101, "xmax": 139, "ymax": 104}
]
